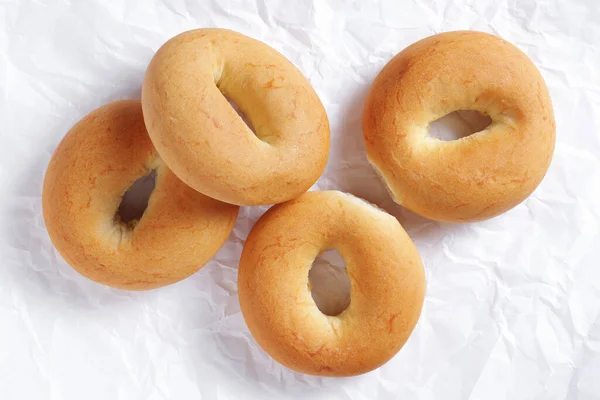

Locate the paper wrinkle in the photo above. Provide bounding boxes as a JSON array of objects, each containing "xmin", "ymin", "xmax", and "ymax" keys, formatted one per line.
[{"xmin": 1, "ymin": 0, "xmax": 600, "ymax": 399}]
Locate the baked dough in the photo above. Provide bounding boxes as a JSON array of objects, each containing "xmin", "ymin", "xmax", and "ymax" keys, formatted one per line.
[
  {"xmin": 238, "ymin": 191, "xmax": 425, "ymax": 376},
  {"xmin": 363, "ymin": 31, "xmax": 555, "ymax": 222},
  {"xmin": 142, "ymin": 28, "xmax": 330, "ymax": 206},
  {"xmin": 42, "ymin": 100, "xmax": 239, "ymax": 290}
]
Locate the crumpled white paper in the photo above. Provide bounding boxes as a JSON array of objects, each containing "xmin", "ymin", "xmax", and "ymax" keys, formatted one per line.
[{"xmin": 1, "ymin": 0, "xmax": 600, "ymax": 399}]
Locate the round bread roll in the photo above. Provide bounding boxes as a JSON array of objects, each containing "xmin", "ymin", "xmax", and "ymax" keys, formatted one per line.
[
  {"xmin": 142, "ymin": 28, "xmax": 330, "ymax": 206},
  {"xmin": 363, "ymin": 31, "xmax": 555, "ymax": 223},
  {"xmin": 238, "ymin": 191, "xmax": 426, "ymax": 376},
  {"xmin": 42, "ymin": 100, "xmax": 239, "ymax": 290}
]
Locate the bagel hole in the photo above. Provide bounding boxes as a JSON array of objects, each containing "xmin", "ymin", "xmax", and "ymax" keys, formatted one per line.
[
  {"xmin": 308, "ymin": 249, "xmax": 351, "ymax": 316},
  {"xmin": 117, "ymin": 170, "xmax": 156, "ymax": 225},
  {"xmin": 227, "ymin": 98, "xmax": 256, "ymax": 135},
  {"xmin": 428, "ymin": 110, "xmax": 492, "ymax": 141}
]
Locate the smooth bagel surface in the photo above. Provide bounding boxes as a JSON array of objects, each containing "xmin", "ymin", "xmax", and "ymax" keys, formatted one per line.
[
  {"xmin": 238, "ymin": 191, "xmax": 426, "ymax": 376},
  {"xmin": 42, "ymin": 100, "xmax": 239, "ymax": 290},
  {"xmin": 142, "ymin": 28, "xmax": 330, "ymax": 206},
  {"xmin": 363, "ymin": 31, "xmax": 555, "ymax": 222}
]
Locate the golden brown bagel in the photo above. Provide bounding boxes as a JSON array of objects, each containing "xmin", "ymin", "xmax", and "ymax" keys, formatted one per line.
[
  {"xmin": 238, "ymin": 191, "xmax": 426, "ymax": 377},
  {"xmin": 363, "ymin": 31, "xmax": 555, "ymax": 223},
  {"xmin": 142, "ymin": 28, "xmax": 330, "ymax": 206},
  {"xmin": 42, "ymin": 100, "xmax": 239, "ymax": 290}
]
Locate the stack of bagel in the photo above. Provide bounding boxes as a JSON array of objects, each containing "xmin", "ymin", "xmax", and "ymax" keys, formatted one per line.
[{"xmin": 42, "ymin": 29, "xmax": 555, "ymax": 377}]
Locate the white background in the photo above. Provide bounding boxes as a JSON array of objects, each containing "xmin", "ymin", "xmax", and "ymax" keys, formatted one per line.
[{"xmin": 1, "ymin": 0, "xmax": 600, "ymax": 399}]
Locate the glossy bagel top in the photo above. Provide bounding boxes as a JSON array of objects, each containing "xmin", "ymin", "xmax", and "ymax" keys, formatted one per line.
[
  {"xmin": 363, "ymin": 31, "xmax": 555, "ymax": 222},
  {"xmin": 142, "ymin": 28, "xmax": 330, "ymax": 206}
]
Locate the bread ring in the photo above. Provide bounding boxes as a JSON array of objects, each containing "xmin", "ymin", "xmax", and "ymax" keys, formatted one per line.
[
  {"xmin": 363, "ymin": 31, "xmax": 555, "ymax": 222},
  {"xmin": 238, "ymin": 191, "xmax": 426, "ymax": 376},
  {"xmin": 142, "ymin": 28, "xmax": 330, "ymax": 206},
  {"xmin": 42, "ymin": 100, "xmax": 239, "ymax": 290}
]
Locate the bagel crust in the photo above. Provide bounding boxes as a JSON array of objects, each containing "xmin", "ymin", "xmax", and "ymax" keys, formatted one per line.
[
  {"xmin": 142, "ymin": 28, "xmax": 330, "ymax": 206},
  {"xmin": 238, "ymin": 191, "xmax": 426, "ymax": 376},
  {"xmin": 42, "ymin": 101, "xmax": 239, "ymax": 290},
  {"xmin": 363, "ymin": 31, "xmax": 556, "ymax": 222}
]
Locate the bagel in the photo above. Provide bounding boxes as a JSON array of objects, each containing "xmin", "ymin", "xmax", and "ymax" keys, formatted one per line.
[
  {"xmin": 363, "ymin": 31, "xmax": 555, "ymax": 223},
  {"xmin": 42, "ymin": 100, "xmax": 239, "ymax": 290},
  {"xmin": 238, "ymin": 191, "xmax": 426, "ymax": 376},
  {"xmin": 142, "ymin": 28, "xmax": 330, "ymax": 206}
]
